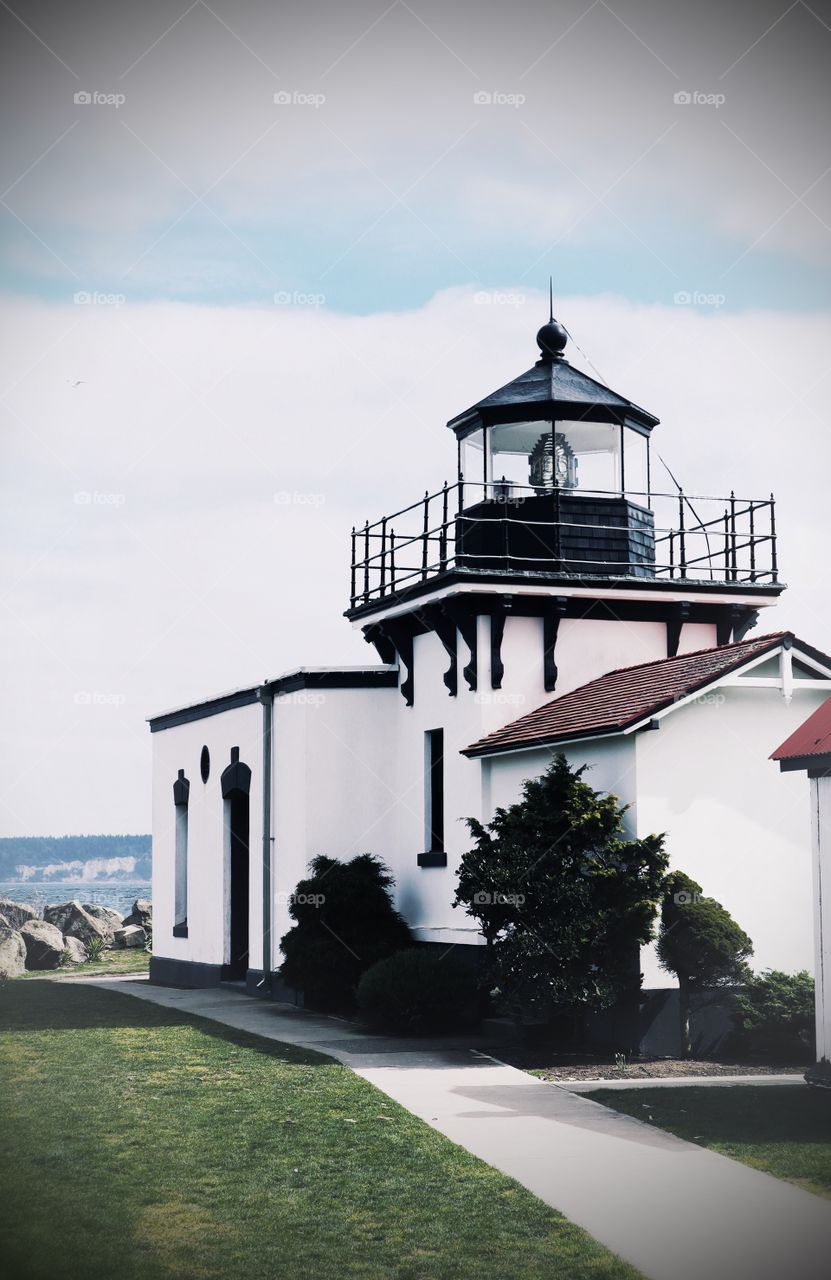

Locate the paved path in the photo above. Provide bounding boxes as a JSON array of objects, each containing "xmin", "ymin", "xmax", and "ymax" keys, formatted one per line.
[{"xmin": 87, "ymin": 978, "xmax": 831, "ymax": 1280}]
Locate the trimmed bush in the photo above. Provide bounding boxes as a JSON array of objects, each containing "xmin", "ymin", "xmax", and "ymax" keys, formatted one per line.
[
  {"xmin": 732, "ymin": 969, "xmax": 815, "ymax": 1062},
  {"xmin": 279, "ymin": 854, "xmax": 413, "ymax": 1010},
  {"xmin": 357, "ymin": 947, "xmax": 477, "ymax": 1034}
]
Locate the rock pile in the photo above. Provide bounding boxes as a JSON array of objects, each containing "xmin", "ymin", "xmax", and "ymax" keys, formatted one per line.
[{"xmin": 0, "ymin": 896, "xmax": 152, "ymax": 979}]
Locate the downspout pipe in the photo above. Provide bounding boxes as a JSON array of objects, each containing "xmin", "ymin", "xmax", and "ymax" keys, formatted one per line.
[{"xmin": 258, "ymin": 686, "xmax": 273, "ymax": 997}]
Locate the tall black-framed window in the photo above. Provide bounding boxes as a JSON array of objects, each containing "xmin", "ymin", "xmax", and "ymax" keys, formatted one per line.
[
  {"xmin": 425, "ymin": 728, "xmax": 444, "ymax": 852},
  {"xmin": 172, "ymin": 768, "xmax": 190, "ymax": 937}
]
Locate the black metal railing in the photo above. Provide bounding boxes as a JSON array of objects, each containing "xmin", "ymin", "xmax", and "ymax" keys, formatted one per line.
[{"xmin": 348, "ymin": 481, "xmax": 779, "ymax": 609}]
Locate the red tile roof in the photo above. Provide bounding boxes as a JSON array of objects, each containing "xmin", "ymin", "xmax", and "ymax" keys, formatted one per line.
[
  {"xmin": 771, "ymin": 697, "xmax": 831, "ymax": 762},
  {"xmin": 464, "ymin": 632, "xmax": 795, "ymax": 758}
]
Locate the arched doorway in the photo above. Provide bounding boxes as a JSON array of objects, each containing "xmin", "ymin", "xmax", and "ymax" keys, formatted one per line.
[{"xmin": 221, "ymin": 747, "xmax": 252, "ymax": 981}]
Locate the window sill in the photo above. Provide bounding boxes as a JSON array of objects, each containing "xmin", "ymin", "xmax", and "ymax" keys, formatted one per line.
[
  {"xmin": 417, "ymin": 851, "xmax": 447, "ymax": 868},
  {"xmin": 172, "ymin": 921, "xmax": 189, "ymax": 938}
]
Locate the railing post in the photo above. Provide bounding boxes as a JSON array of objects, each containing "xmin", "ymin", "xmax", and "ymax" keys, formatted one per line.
[
  {"xmin": 380, "ymin": 517, "xmax": 387, "ymax": 595},
  {"xmin": 678, "ymin": 490, "xmax": 687, "ymax": 577},
  {"xmin": 729, "ymin": 491, "xmax": 737, "ymax": 582},
  {"xmin": 350, "ymin": 526, "xmax": 356, "ymax": 607},
  {"xmin": 723, "ymin": 508, "xmax": 730, "ymax": 579},
  {"xmin": 440, "ymin": 481, "xmax": 449, "ymax": 570},
  {"xmin": 770, "ymin": 494, "xmax": 778, "ymax": 583},
  {"xmin": 363, "ymin": 520, "xmax": 370, "ymax": 602},
  {"xmin": 749, "ymin": 503, "xmax": 756, "ymax": 583},
  {"xmin": 421, "ymin": 490, "xmax": 429, "ymax": 580},
  {"xmin": 390, "ymin": 529, "xmax": 396, "ymax": 593},
  {"xmin": 668, "ymin": 530, "xmax": 674, "ymax": 578}
]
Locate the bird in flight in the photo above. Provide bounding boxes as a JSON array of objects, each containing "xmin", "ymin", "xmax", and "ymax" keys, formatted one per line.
[{"xmin": 66, "ymin": 379, "xmax": 86, "ymax": 388}]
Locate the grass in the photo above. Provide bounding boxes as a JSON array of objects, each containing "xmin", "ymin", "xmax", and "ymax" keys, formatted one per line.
[
  {"xmin": 587, "ymin": 1085, "xmax": 831, "ymax": 1199},
  {"xmin": 0, "ymin": 983, "xmax": 640, "ymax": 1280},
  {"xmin": 19, "ymin": 948, "xmax": 151, "ymax": 979}
]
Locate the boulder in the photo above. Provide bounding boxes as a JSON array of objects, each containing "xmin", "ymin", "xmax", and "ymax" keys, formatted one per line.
[
  {"xmin": 20, "ymin": 918, "xmax": 65, "ymax": 970},
  {"xmin": 0, "ymin": 912, "xmax": 9, "ymax": 929},
  {"xmin": 123, "ymin": 899, "xmax": 152, "ymax": 930},
  {"xmin": 0, "ymin": 926, "xmax": 26, "ymax": 979},
  {"xmin": 113, "ymin": 924, "xmax": 146, "ymax": 949},
  {"xmin": 62, "ymin": 936, "xmax": 88, "ymax": 965},
  {"xmin": 0, "ymin": 897, "xmax": 38, "ymax": 931},
  {"xmin": 82, "ymin": 903, "xmax": 124, "ymax": 932},
  {"xmin": 43, "ymin": 900, "xmax": 111, "ymax": 946}
]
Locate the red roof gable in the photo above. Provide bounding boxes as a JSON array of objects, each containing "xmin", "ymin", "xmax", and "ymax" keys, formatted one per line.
[
  {"xmin": 771, "ymin": 696, "xmax": 831, "ymax": 763},
  {"xmin": 464, "ymin": 632, "xmax": 795, "ymax": 758}
]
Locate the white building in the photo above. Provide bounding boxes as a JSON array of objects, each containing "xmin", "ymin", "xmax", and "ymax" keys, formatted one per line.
[
  {"xmin": 148, "ymin": 307, "xmax": 831, "ymax": 1046},
  {"xmin": 772, "ymin": 699, "xmax": 831, "ymax": 1085}
]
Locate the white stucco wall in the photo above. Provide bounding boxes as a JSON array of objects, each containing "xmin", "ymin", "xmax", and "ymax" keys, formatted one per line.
[
  {"xmin": 151, "ymin": 701, "xmax": 263, "ymax": 968},
  {"xmin": 635, "ymin": 684, "xmax": 830, "ymax": 985},
  {"xmin": 270, "ymin": 684, "xmax": 400, "ymax": 960}
]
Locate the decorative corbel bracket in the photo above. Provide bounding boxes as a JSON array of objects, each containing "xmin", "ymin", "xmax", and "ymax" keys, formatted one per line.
[
  {"xmin": 363, "ymin": 623, "xmax": 397, "ymax": 666},
  {"xmin": 490, "ymin": 597, "xmax": 512, "ymax": 690},
  {"xmin": 424, "ymin": 605, "xmax": 458, "ymax": 696},
  {"xmin": 666, "ymin": 601, "xmax": 691, "ymax": 658},
  {"xmin": 543, "ymin": 597, "xmax": 569, "ymax": 693},
  {"xmin": 378, "ymin": 621, "xmax": 414, "ymax": 705},
  {"xmin": 732, "ymin": 608, "xmax": 759, "ymax": 644},
  {"xmin": 444, "ymin": 601, "xmax": 478, "ymax": 691}
]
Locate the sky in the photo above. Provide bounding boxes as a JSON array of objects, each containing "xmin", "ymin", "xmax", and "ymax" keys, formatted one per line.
[{"xmin": 1, "ymin": 0, "xmax": 830, "ymax": 835}]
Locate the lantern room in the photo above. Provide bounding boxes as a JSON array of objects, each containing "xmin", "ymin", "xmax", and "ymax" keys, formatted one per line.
[
  {"xmin": 450, "ymin": 311, "xmax": 658, "ymax": 505},
  {"xmin": 448, "ymin": 309, "xmax": 660, "ymax": 578}
]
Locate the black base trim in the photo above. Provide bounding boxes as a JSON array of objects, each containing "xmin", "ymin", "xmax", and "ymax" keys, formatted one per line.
[
  {"xmin": 149, "ymin": 956, "xmax": 223, "ymax": 988},
  {"xmin": 417, "ymin": 851, "xmax": 448, "ymax": 867}
]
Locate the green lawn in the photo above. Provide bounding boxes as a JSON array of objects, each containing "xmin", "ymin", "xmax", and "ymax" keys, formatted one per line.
[
  {"xmin": 588, "ymin": 1085, "xmax": 831, "ymax": 1199},
  {"xmin": 0, "ymin": 983, "xmax": 639, "ymax": 1280},
  {"xmin": 20, "ymin": 948, "xmax": 151, "ymax": 979}
]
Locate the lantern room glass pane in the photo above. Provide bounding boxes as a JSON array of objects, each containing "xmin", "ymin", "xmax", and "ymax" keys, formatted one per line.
[
  {"xmin": 489, "ymin": 420, "xmax": 550, "ymax": 493},
  {"xmin": 623, "ymin": 430, "xmax": 649, "ymax": 502},
  {"xmin": 555, "ymin": 420, "xmax": 620, "ymax": 494},
  {"xmin": 460, "ymin": 429, "xmax": 485, "ymax": 495}
]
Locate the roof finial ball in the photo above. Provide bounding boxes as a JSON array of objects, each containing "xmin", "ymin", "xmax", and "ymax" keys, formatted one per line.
[{"xmin": 536, "ymin": 276, "xmax": 568, "ymax": 363}]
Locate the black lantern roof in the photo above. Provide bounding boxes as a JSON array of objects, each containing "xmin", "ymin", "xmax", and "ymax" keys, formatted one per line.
[{"xmin": 448, "ymin": 311, "xmax": 660, "ymax": 438}]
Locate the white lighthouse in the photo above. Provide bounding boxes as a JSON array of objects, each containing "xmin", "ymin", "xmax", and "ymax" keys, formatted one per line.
[{"xmin": 148, "ymin": 301, "xmax": 831, "ymax": 1049}]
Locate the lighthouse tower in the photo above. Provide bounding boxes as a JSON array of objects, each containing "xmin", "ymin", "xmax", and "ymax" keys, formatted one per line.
[
  {"xmin": 343, "ymin": 303, "xmax": 784, "ymax": 884},
  {"xmin": 348, "ymin": 306, "xmax": 781, "ymax": 700}
]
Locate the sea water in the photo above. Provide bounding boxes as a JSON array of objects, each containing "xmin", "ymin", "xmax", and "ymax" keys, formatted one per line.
[{"xmin": 0, "ymin": 881, "xmax": 151, "ymax": 918}]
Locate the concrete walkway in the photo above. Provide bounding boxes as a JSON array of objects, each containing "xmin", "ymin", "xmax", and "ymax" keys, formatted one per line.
[{"xmin": 87, "ymin": 978, "xmax": 831, "ymax": 1280}]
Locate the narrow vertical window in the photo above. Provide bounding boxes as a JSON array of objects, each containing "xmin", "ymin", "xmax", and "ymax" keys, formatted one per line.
[
  {"xmin": 173, "ymin": 768, "xmax": 190, "ymax": 936},
  {"xmin": 425, "ymin": 729, "xmax": 444, "ymax": 853}
]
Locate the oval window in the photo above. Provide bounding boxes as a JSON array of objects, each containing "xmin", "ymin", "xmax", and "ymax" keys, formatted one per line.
[{"xmin": 200, "ymin": 745, "xmax": 210, "ymax": 783}]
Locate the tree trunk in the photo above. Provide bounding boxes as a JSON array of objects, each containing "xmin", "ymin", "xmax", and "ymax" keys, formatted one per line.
[{"xmin": 678, "ymin": 976, "xmax": 691, "ymax": 1059}]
